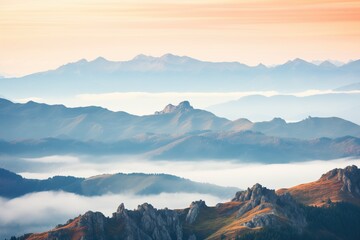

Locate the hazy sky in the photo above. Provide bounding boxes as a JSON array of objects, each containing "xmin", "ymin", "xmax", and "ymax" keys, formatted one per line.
[{"xmin": 1, "ymin": 0, "xmax": 360, "ymax": 76}]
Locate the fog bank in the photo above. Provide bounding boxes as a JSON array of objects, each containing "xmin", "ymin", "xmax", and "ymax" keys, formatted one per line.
[{"xmin": 16, "ymin": 156, "xmax": 360, "ymax": 189}]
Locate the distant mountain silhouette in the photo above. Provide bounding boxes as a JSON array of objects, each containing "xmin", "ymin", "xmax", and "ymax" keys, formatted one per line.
[
  {"xmin": 1, "ymin": 55, "xmax": 359, "ymax": 98},
  {"xmin": 0, "ymin": 98, "xmax": 235, "ymax": 141},
  {"xmin": 1, "ymin": 98, "xmax": 360, "ymax": 162},
  {"xmin": 250, "ymin": 116, "xmax": 360, "ymax": 139},
  {"xmin": 1, "ymin": 133, "xmax": 359, "ymax": 163},
  {"xmin": 207, "ymin": 93, "xmax": 360, "ymax": 125},
  {"xmin": 0, "ymin": 168, "xmax": 238, "ymax": 199},
  {"xmin": 1, "ymin": 98, "xmax": 359, "ymax": 142}
]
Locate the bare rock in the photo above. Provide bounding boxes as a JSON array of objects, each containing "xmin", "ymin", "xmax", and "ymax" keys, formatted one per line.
[
  {"xmin": 185, "ymin": 200, "xmax": 207, "ymax": 224},
  {"xmin": 321, "ymin": 165, "xmax": 360, "ymax": 197},
  {"xmin": 77, "ymin": 211, "xmax": 107, "ymax": 240},
  {"xmin": 233, "ymin": 184, "xmax": 307, "ymax": 230}
]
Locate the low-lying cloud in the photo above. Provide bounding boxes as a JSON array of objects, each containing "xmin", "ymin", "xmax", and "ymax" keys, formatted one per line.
[
  {"xmin": 0, "ymin": 191, "xmax": 225, "ymax": 239},
  {"xmin": 15, "ymin": 155, "xmax": 360, "ymax": 190},
  {"xmin": 1, "ymin": 156, "xmax": 360, "ymax": 238},
  {"xmin": 15, "ymin": 91, "xmax": 278, "ymax": 116}
]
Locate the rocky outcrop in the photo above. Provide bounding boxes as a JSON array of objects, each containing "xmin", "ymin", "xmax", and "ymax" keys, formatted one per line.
[
  {"xmin": 185, "ymin": 200, "xmax": 207, "ymax": 224},
  {"xmin": 14, "ymin": 166, "xmax": 360, "ymax": 240},
  {"xmin": 243, "ymin": 213, "xmax": 279, "ymax": 228},
  {"xmin": 75, "ymin": 211, "xmax": 107, "ymax": 240},
  {"xmin": 321, "ymin": 165, "xmax": 360, "ymax": 197},
  {"xmin": 232, "ymin": 183, "xmax": 307, "ymax": 229},
  {"xmin": 113, "ymin": 203, "xmax": 183, "ymax": 240},
  {"xmin": 155, "ymin": 101, "xmax": 194, "ymax": 115}
]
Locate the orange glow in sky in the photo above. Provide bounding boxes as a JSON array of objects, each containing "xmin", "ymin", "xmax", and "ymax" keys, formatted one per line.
[{"xmin": 0, "ymin": 0, "xmax": 359, "ymax": 76}]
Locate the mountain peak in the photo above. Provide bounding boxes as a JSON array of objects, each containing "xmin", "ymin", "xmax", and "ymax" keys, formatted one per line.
[
  {"xmin": 178, "ymin": 100, "xmax": 192, "ymax": 109},
  {"xmin": 155, "ymin": 101, "xmax": 194, "ymax": 115},
  {"xmin": 132, "ymin": 54, "xmax": 155, "ymax": 61},
  {"xmin": 268, "ymin": 117, "xmax": 286, "ymax": 125},
  {"xmin": 278, "ymin": 165, "xmax": 360, "ymax": 207},
  {"xmin": 282, "ymin": 58, "xmax": 313, "ymax": 68},
  {"xmin": 319, "ymin": 60, "xmax": 336, "ymax": 68},
  {"xmin": 92, "ymin": 56, "xmax": 109, "ymax": 63},
  {"xmin": 75, "ymin": 58, "xmax": 88, "ymax": 64},
  {"xmin": 160, "ymin": 53, "xmax": 177, "ymax": 59},
  {"xmin": 231, "ymin": 183, "xmax": 306, "ymax": 229},
  {"xmin": 292, "ymin": 58, "xmax": 308, "ymax": 64},
  {"xmin": 255, "ymin": 63, "xmax": 267, "ymax": 69},
  {"xmin": 232, "ymin": 183, "xmax": 276, "ymax": 202},
  {"xmin": 320, "ymin": 165, "xmax": 360, "ymax": 197}
]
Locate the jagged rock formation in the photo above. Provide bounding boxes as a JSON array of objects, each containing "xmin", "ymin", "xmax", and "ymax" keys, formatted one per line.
[
  {"xmin": 25, "ymin": 203, "xmax": 185, "ymax": 240},
  {"xmin": 155, "ymin": 101, "xmax": 193, "ymax": 115},
  {"xmin": 278, "ymin": 165, "xmax": 360, "ymax": 206},
  {"xmin": 14, "ymin": 166, "xmax": 360, "ymax": 240},
  {"xmin": 323, "ymin": 165, "xmax": 360, "ymax": 197},
  {"xmin": 185, "ymin": 200, "xmax": 207, "ymax": 224},
  {"xmin": 77, "ymin": 211, "xmax": 107, "ymax": 240},
  {"xmin": 232, "ymin": 184, "xmax": 306, "ymax": 229},
  {"xmin": 113, "ymin": 203, "xmax": 183, "ymax": 240},
  {"xmin": 18, "ymin": 187, "xmax": 307, "ymax": 240}
]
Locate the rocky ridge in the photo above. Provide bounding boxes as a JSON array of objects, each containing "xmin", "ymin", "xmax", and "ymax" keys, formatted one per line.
[
  {"xmin": 155, "ymin": 101, "xmax": 194, "ymax": 115},
  {"xmin": 15, "ymin": 165, "xmax": 360, "ymax": 240},
  {"xmin": 18, "ymin": 186, "xmax": 307, "ymax": 240},
  {"xmin": 277, "ymin": 165, "xmax": 360, "ymax": 206},
  {"xmin": 231, "ymin": 183, "xmax": 306, "ymax": 229},
  {"xmin": 185, "ymin": 200, "xmax": 207, "ymax": 224},
  {"xmin": 320, "ymin": 165, "xmax": 360, "ymax": 197}
]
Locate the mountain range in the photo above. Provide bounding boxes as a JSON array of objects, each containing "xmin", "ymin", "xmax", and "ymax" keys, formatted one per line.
[
  {"xmin": 1, "ymin": 55, "xmax": 360, "ymax": 99},
  {"xmin": 13, "ymin": 165, "xmax": 360, "ymax": 240},
  {"xmin": 0, "ymin": 168, "xmax": 238, "ymax": 199},
  {"xmin": 1, "ymin": 98, "xmax": 360, "ymax": 162},
  {"xmin": 0, "ymin": 99, "xmax": 234, "ymax": 141},
  {"xmin": 1, "ymin": 98, "xmax": 360, "ymax": 141},
  {"xmin": 207, "ymin": 93, "xmax": 360, "ymax": 124},
  {"xmin": 2, "ymin": 133, "xmax": 360, "ymax": 163}
]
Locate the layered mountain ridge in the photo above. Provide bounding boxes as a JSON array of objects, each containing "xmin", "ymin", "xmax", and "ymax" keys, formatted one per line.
[
  {"xmin": 1, "ymin": 98, "xmax": 360, "ymax": 141},
  {"xmin": 1, "ymin": 98, "xmax": 360, "ymax": 162},
  {"xmin": 14, "ymin": 165, "xmax": 360, "ymax": 240}
]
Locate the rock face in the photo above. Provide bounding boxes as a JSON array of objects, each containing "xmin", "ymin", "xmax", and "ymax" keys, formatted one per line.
[
  {"xmin": 321, "ymin": 165, "xmax": 360, "ymax": 197},
  {"xmin": 13, "ymin": 166, "xmax": 360, "ymax": 240},
  {"xmin": 232, "ymin": 183, "xmax": 307, "ymax": 229},
  {"xmin": 155, "ymin": 101, "xmax": 194, "ymax": 115},
  {"xmin": 185, "ymin": 200, "xmax": 207, "ymax": 224},
  {"xmin": 277, "ymin": 165, "xmax": 360, "ymax": 207},
  {"xmin": 23, "ymin": 203, "xmax": 184, "ymax": 240},
  {"xmin": 113, "ymin": 203, "xmax": 183, "ymax": 240},
  {"xmin": 18, "ymin": 189, "xmax": 308, "ymax": 240},
  {"xmin": 77, "ymin": 211, "xmax": 107, "ymax": 240}
]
